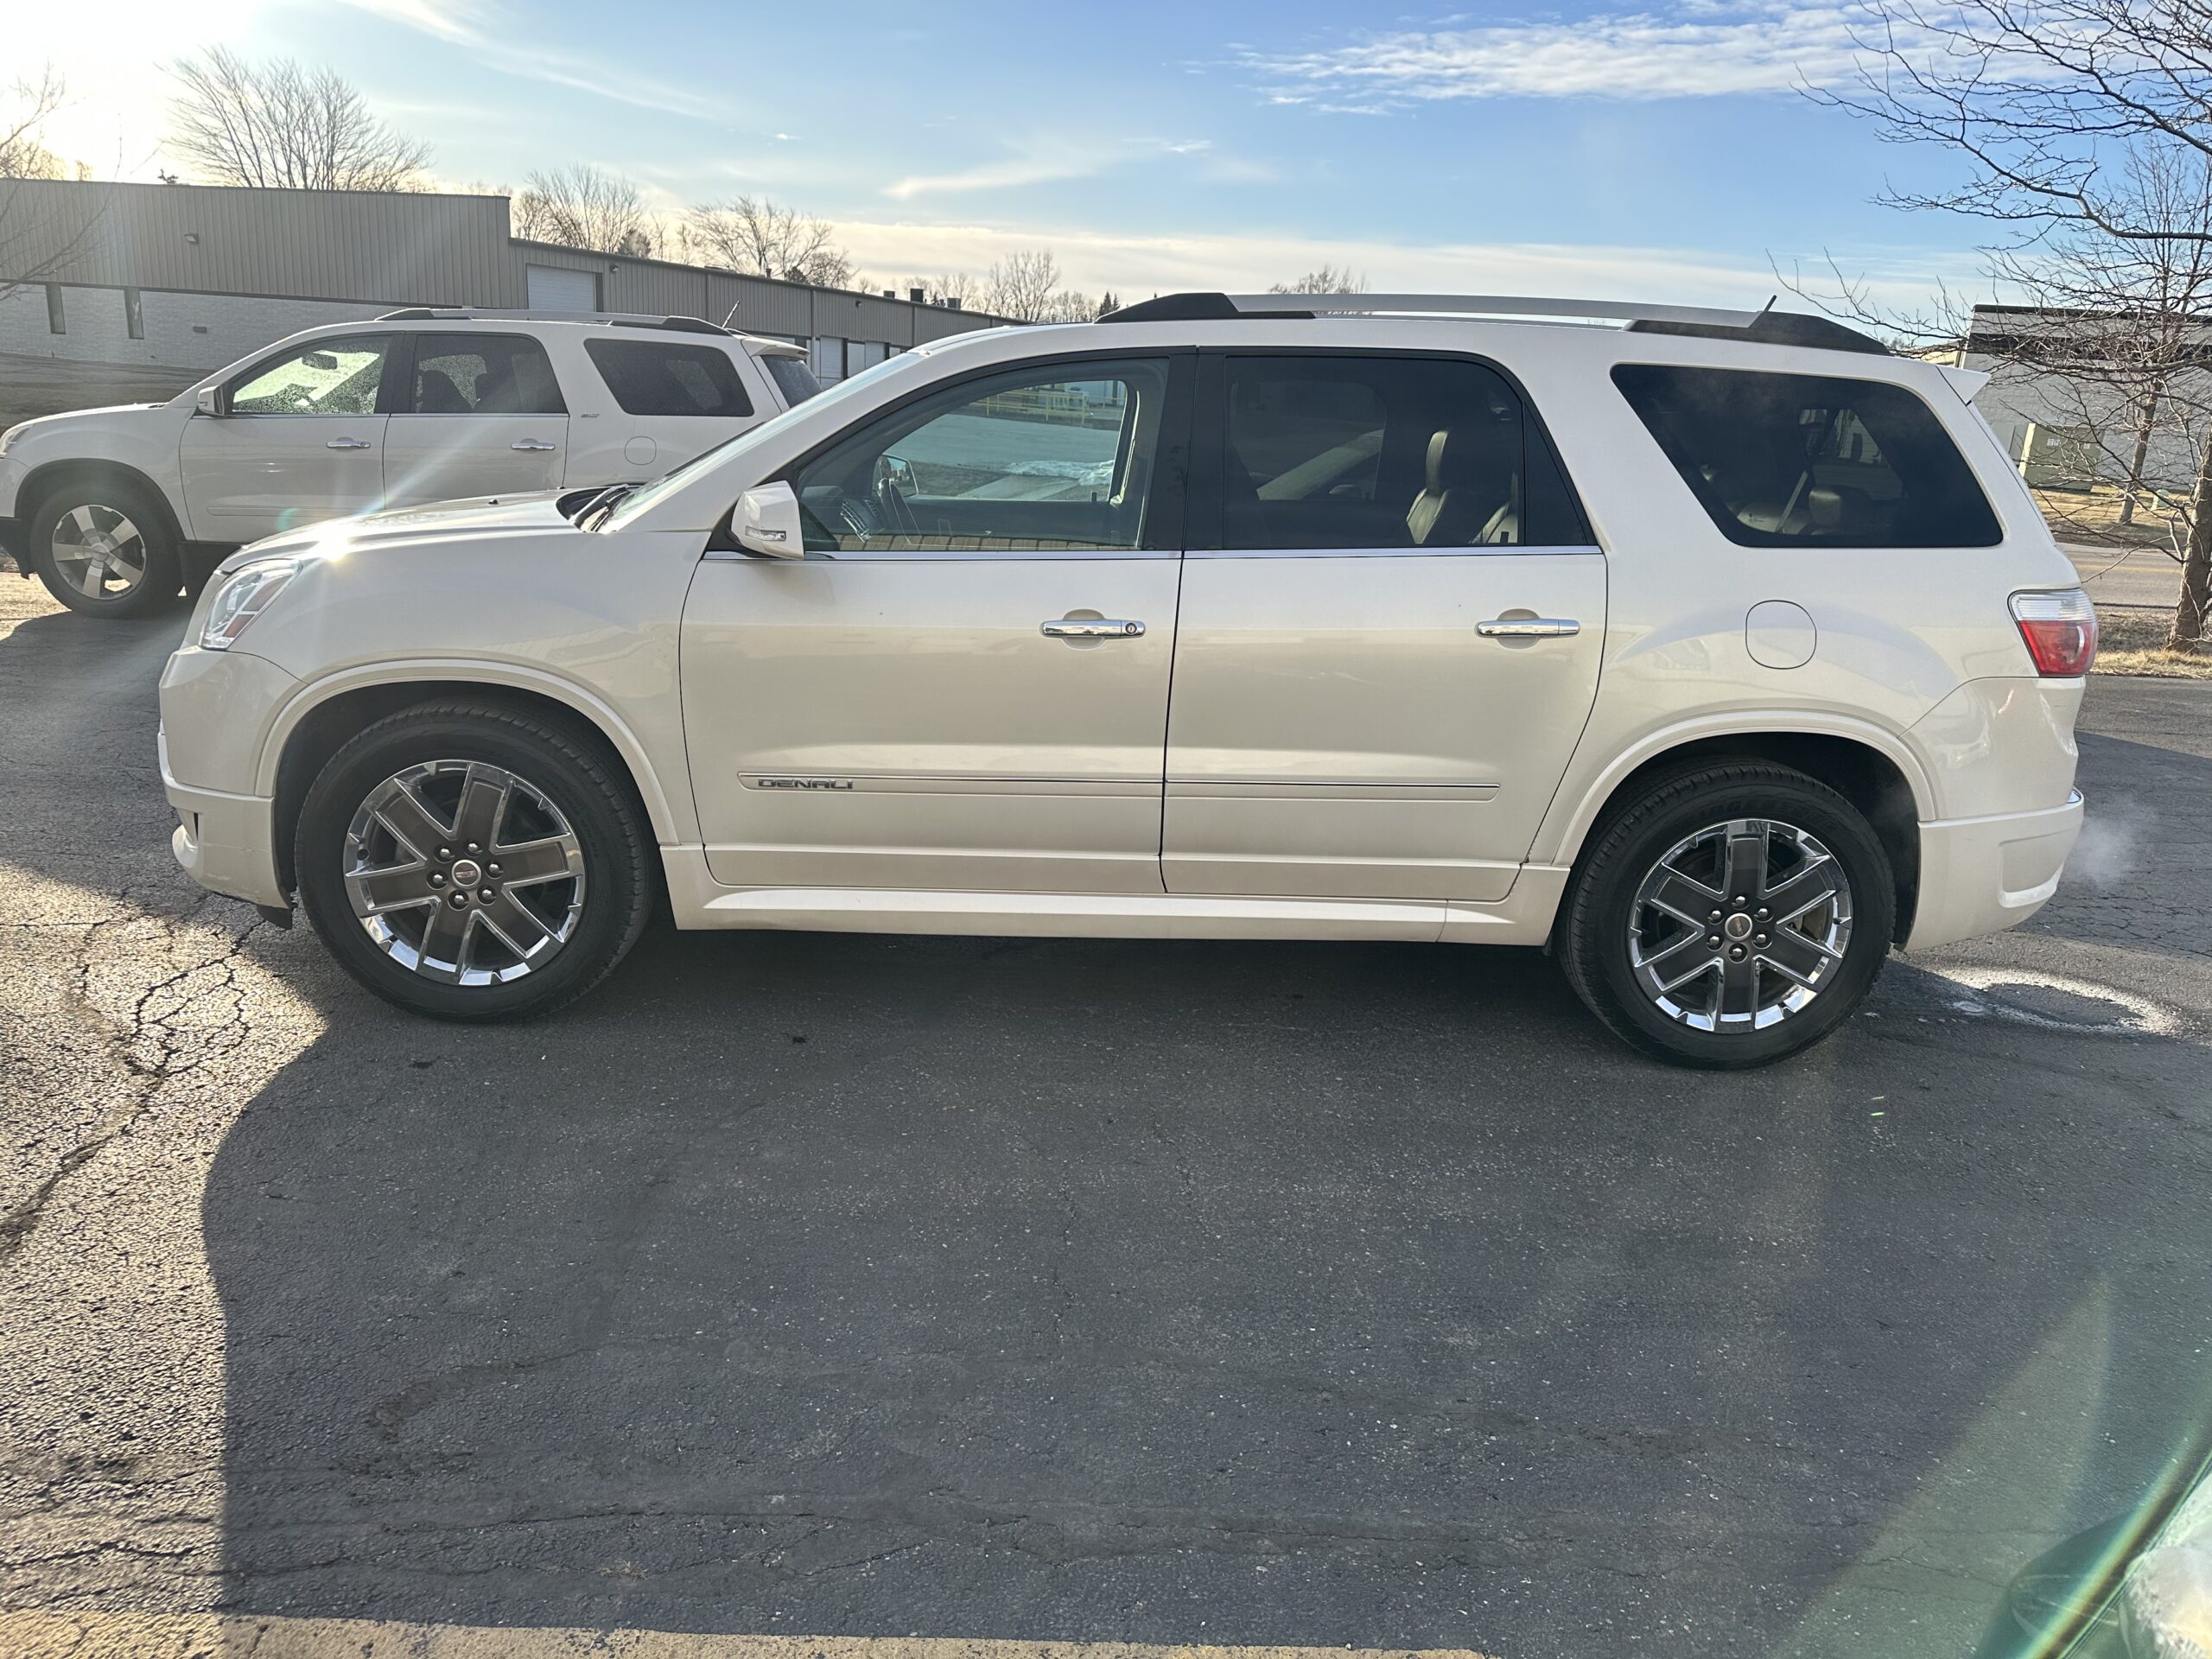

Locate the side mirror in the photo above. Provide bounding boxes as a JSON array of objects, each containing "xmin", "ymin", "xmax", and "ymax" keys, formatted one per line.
[
  {"xmin": 194, "ymin": 385, "xmax": 228, "ymax": 417},
  {"xmin": 732, "ymin": 480, "xmax": 804, "ymax": 559}
]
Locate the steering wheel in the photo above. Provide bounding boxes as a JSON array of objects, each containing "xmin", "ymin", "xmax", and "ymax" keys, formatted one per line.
[{"xmin": 871, "ymin": 454, "xmax": 924, "ymax": 537}]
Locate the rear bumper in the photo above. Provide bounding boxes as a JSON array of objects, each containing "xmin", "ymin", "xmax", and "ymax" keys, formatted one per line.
[
  {"xmin": 161, "ymin": 727, "xmax": 285, "ymax": 908},
  {"xmin": 1904, "ymin": 790, "xmax": 2083, "ymax": 950}
]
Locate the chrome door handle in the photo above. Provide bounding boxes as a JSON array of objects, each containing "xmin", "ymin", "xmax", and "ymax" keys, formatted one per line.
[
  {"xmin": 1477, "ymin": 617, "xmax": 1580, "ymax": 638},
  {"xmin": 325, "ymin": 437, "xmax": 372, "ymax": 450},
  {"xmin": 1041, "ymin": 618, "xmax": 1145, "ymax": 639},
  {"xmin": 511, "ymin": 439, "xmax": 558, "ymax": 452}
]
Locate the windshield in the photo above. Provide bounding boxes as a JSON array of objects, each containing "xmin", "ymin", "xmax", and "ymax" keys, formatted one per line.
[{"xmin": 600, "ymin": 350, "xmax": 925, "ymax": 531}]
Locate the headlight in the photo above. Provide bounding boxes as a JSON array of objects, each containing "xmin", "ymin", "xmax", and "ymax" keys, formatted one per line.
[
  {"xmin": 0, "ymin": 422, "xmax": 24, "ymax": 457},
  {"xmin": 200, "ymin": 558, "xmax": 298, "ymax": 651}
]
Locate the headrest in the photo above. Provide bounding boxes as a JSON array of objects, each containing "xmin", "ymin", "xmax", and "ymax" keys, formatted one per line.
[{"xmin": 1426, "ymin": 424, "xmax": 1507, "ymax": 491}]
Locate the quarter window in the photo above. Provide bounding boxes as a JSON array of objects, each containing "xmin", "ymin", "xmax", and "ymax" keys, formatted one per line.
[
  {"xmin": 1611, "ymin": 364, "xmax": 2002, "ymax": 548},
  {"xmin": 409, "ymin": 333, "xmax": 565, "ymax": 415},
  {"xmin": 229, "ymin": 336, "xmax": 390, "ymax": 416},
  {"xmin": 760, "ymin": 353, "xmax": 823, "ymax": 406},
  {"xmin": 585, "ymin": 340, "xmax": 753, "ymax": 417},
  {"xmin": 1217, "ymin": 354, "xmax": 1592, "ymax": 550},
  {"xmin": 791, "ymin": 358, "xmax": 1173, "ymax": 556}
]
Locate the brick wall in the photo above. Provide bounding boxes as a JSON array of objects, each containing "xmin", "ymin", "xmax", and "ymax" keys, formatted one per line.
[{"xmin": 0, "ymin": 284, "xmax": 388, "ymax": 372}]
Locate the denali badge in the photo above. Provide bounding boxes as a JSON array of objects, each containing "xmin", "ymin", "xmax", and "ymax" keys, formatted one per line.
[{"xmin": 757, "ymin": 777, "xmax": 854, "ymax": 790}]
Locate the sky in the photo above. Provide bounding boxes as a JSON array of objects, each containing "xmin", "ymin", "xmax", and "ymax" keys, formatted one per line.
[{"xmin": 14, "ymin": 0, "xmax": 1995, "ymax": 310}]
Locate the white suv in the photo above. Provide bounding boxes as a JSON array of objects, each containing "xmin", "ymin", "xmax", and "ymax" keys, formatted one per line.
[
  {"xmin": 153, "ymin": 293, "xmax": 2093, "ymax": 1066},
  {"xmin": 0, "ymin": 309, "xmax": 819, "ymax": 618}
]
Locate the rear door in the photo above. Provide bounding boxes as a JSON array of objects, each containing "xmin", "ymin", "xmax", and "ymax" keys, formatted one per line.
[
  {"xmin": 176, "ymin": 332, "xmax": 394, "ymax": 542},
  {"xmin": 1163, "ymin": 350, "xmax": 1606, "ymax": 902},
  {"xmin": 381, "ymin": 331, "xmax": 569, "ymax": 506},
  {"xmin": 582, "ymin": 336, "xmax": 766, "ymax": 480}
]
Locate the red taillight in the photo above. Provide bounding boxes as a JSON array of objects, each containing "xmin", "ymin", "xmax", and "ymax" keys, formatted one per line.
[{"xmin": 2011, "ymin": 589, "xmax": 2098, "ymax": 677}]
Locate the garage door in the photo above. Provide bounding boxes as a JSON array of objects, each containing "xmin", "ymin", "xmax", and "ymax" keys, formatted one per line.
[{"xmin": 526, "ymin": 265, "xmax": 601, "ymax": 312}]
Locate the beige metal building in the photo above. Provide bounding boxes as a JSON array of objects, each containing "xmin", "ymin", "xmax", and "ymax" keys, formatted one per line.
[{"xmin": 0, "ymin": 179, "xmax": 1007, "ymax": 381}]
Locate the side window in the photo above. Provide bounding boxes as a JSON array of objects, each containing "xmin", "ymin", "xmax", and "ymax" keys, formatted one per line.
[
  {"xmin": 229, "ymin": 336, "xmax": 390, "ymax": 416},
  {"xmin": 1611, "ymin": 364, "xmax": 2002, "ymax": 548},
  {"xmin": 760, "ymin": 353, "xmax": 823, "ymax": 406},
  {"xmin": 791, "ymin": 357, "xmax": 1173, "ymax": 556},
  {"xmin": 1218, "ymin": 355, "xmax": 1592, "ymax": 550},
  {"xmin": 585, "ymin": 340, "xmax": 754, "ymax": 417},
  {"xmin": 409, "ymin": 333, "xmax": 566, "ymax": 415}
]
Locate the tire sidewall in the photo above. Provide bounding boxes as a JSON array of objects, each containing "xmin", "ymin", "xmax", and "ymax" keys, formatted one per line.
[
  {"xmin": 296, "ymin": 712, "xmax": 647, "ymax": 1020},
  {"xmin": 29, "ymin": 479, "xmax": 182, "ymax": 618},
  {"xmin": 1571, "ymin": 774, "xmax": 1896, "ymax": 1068}
]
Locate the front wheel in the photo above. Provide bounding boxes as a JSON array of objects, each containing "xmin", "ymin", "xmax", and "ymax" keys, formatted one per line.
[
  {"xmin": 1558, "ymin": 763, "xmax": 1896, "ymax": 1069},
  {"xmin": 29, "ymin": 479, "xmax": 182, "ymax": 618},
  {"xmin": 296, "ymin": 703, "xmax": 655, "ymax": 1020}
]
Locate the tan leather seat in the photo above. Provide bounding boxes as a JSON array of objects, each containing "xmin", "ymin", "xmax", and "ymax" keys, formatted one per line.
[{"xmin": 1406, "ymin": 425, "xmax": 1519, "ymax": 546}]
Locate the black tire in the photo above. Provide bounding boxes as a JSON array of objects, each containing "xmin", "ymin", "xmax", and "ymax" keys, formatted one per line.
[
  {"xmin": 295, "ymin": 702, "xmax": 655, "ymax": 1021},
  {"xmin": 1558, "ymin": 762, "xmax": 1896, "ymax": 1069},
  {"xmin": 28, "ymin": 476, "xmax": 183, "ymax": 618}
]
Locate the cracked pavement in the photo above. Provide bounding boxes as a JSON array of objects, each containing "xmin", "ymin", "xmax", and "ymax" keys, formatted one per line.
[{"xmin": 3, "ymin": 576, "xmax": 2211, "ymax": 1657}]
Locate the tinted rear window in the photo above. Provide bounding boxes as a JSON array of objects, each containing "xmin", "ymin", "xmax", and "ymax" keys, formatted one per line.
[
  {"xmin": 584, "ymin": 340, "xmax": 753, "ymax": 417},
  {"xmin": 1611, "ymin": 364, "xmax": 2001, "ymax": 549},
  {"xmin": 1215, "ymin": 353, "xmax": 1593, "ymax": 550},
  {"xmin": 410, "ymin": 332, "xmax": 565, "ymax": 415},
  {"xmin": 760, "ymin": 353, "xmax": 823, "ymax": 406}
]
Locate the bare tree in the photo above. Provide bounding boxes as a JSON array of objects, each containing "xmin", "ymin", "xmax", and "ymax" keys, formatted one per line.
[
  {"xmin": 1811, "ymin": 1, "xmax": 2212, "ymax": 651},
  {"xmin": 0, "ymin": 68, "xmax": 103, "ymax": 309},
  {"xmin": 515, "ymin": 165, "xmax": 652, "ymax": 257},
  {"xmin": 1816, "ymin": 2, "xmax": 2212, "ymax": 248},
  {"xmin": 1268, "ymin": 264, "xmax": 1370, "ymax": 294},
  {"xmin": 1, "ymin": 66, "xmax": 73, "ymax": 181},
  {"xmin": 687, "ymin": 196, "xmax": 854, "ymax": 289},
  {"xmin": 985, "ymin": 249, "xmax": 1068, "ymax": 322},
  {"xmin": 903, "ymin": 271, "xmax": 982, "ymax": 308},
  {"xmin": 165, "ymin": 48, "xmax": 429, "ymax": 191}
]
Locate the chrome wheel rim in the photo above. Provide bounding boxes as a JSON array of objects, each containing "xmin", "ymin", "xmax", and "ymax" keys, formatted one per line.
[
  {"xmin": 1627, "ymin": 817, "xmax": 1854, "ymax": 1034},
  {"xmin": 48, "ymin": 504, "xmax": 149, "ymax": 601},
  {"xmin": 342, "ymin": 760, "xmax": 586, "ymax": 987}
]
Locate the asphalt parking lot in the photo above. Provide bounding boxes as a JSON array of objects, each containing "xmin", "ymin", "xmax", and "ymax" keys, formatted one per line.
[{"xmin": 3, "ymin": 576, "xmax": 2209, "ymax": 1659}]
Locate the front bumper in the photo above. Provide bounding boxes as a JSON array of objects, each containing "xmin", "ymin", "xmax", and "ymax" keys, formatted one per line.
[
  {"xmin": 158, "ymin": 644, "xmax": 298, "ymax": 911},
  {"xmin": 1904, "ymin": 790, "xmax": 2084, "ymax": 951},
  {"xmin": 162, "ymin": 727, "xmax": 286, "ymax": 908}
]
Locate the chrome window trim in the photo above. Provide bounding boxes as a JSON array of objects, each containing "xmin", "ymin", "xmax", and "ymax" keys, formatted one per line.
[
  {"xmin": 1183, "ymin": 543, "xmax": 1608, "ymax": 560},
  {"xmin": 702, "ymin": 546, "xmax": 1181, "ymax": 564}
]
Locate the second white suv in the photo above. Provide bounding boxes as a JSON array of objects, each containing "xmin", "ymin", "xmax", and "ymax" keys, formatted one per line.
[
  {"xmin": 154, "ymin": 293, "xmax": 2093, "ymax": 1067},
  {"xmin": 0, "ymin": 309, "xmax": 821, "ymax": 617}
]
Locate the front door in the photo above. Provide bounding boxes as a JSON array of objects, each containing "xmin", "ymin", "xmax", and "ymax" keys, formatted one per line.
[
  {"xmin": 680, "ymin": 353, "xmax": 1190, "ymax": 893},
  {"xmin": 382, "ymin": 332, "xmax": 570, "ymax": 507},
  {"xmin": 177, "ymin": 332, "xmax": 394, "ymax": 543},
  {"xmin": 1164, "ymin": 351, "xmax": 1607, "ymax": 902}
]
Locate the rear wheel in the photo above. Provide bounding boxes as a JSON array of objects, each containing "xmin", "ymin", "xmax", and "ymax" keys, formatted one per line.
[
  {"xmin": 1558, "ymin": 763, "xmax": 1895, "ymax": 1068},
  {"xmin": 29, "ymin": 479, "xmax": 181, "ymax": 618},
  {"xmin": 296, "ymin": 703, "xmax": 655, "ymax": 1020}
]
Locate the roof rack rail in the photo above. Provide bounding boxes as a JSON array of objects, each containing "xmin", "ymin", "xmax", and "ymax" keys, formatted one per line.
[
  {"xmin": 1096, "ymin": 291, "xmax": 1888, "ymax": 354},
  {"xmin": 376, "ymin": 307, "xmax": 734, "ymax": 336}
]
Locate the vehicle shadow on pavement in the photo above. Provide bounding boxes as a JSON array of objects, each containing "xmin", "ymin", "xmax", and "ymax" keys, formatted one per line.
[
  {"xmin": 5, "ymin": 594, "xmax": 2210, "ymax": 1657},
  {"xmin": 197, "ymin": 915, "xmax": 2212, "ymax": 1656}
]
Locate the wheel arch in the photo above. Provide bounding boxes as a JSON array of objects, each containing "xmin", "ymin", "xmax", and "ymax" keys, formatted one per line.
[
  {"xmin": 16, "ymin": 460, "xmax": 187, "ymax": 559},
  {"xmin": 1548, "ymin": 720, "xmax": 1929, "ymax": 945},
  {"xmin": 263, "ymin": 666, "xmax": 684, "ymax": 894}
]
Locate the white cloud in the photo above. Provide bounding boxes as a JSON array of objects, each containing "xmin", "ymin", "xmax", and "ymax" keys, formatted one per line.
[
  {"xmin": 886, "ymin": 155, "xmax": 1104, "ymax": 200},
  {"xmin": 886, "ymin": 137, "xmax": 1235, "ymax": 200},
  {"xmin": 1243, "ymin": 5, "xmax": 1916, "ymax": 105},
  {"xmin": 823, "ymin": 214, "xmax": 1972, "ymax": 314},
  {"xmin": 334, "ymin": 0, "xmax": 731, "ymax": 122}
]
